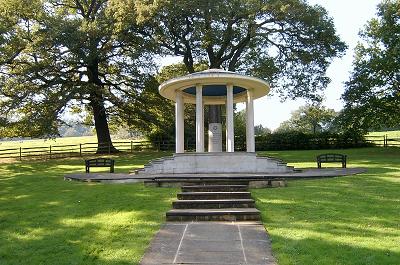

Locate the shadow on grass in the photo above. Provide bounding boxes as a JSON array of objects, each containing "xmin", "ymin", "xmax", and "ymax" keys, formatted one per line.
[
  {"xmin": 269, "ymin": 234, "xmax": 400, "ymax": 265},
  {"xmin": 0, "ymin": 151, "xmax": 177, "ymax": 265},
  {"xmin": 254, "ymin": 147, "xmax": 400, "ymax": 265}
]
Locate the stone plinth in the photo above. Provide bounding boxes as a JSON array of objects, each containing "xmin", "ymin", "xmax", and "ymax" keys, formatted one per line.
[{"xmin": 137, "ymin": 152, "xmax": 294, "ymax": 175}]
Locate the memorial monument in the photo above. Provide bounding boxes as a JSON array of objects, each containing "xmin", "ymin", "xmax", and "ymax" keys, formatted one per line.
[{"xmin": 137, "ymin": 69, "xmax": 294, "ymax": 175}]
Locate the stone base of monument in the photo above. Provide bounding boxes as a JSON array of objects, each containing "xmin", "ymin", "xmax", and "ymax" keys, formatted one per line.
[{"xmin": 135, "ymin": 152, "xmax": 294, "ymax": 175}]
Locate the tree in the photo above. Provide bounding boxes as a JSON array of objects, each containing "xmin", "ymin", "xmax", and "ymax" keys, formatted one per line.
[
  {"xmin": 254, "ymin": 124, "xmax": 271, "ymax": 136},
  {"xmin": 276, "ymin": 104, "xmax": 336, "ymax": 134},
  {"xmin": 341, "ymin": 0, "xmax": 400, "ymax": 132},
  {"xmin": 138, "ymin": 0, "xmax": 346, "ymax": 101},
  {"xmin": 0, "ymin": 0, "xmax": 152, "ymax": 152},
  {"xmin": 234, "ymin": 109, "xmax": 270, "ymax": 137}
]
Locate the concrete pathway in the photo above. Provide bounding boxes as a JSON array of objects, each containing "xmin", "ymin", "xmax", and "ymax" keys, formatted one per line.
[{"xmin": 140, "ymin": 222, "xmax": 276, "ymax": 265}]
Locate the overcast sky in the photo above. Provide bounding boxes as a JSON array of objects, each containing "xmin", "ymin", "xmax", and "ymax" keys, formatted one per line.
[{"xmin": 160, "ymin": 0, "xmax": 383, "ymax": 131}]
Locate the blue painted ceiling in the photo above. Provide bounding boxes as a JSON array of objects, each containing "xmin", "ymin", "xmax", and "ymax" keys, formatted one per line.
[{"xmin": 183, "ymin": 85, "xmax": 246, "ymax": 96}]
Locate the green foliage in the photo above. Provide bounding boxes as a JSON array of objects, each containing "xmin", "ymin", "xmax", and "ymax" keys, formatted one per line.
[
  {"xmin": 141, "ymin": 0, "xmax": 346, "ymax": 100},
  {"xmin": 145, "ymin": 63, "xmax": 211, "ymax": 145},
  {"xmin": 254, "ymin": 147, "xmax": 400, "ymax": 265},
  {"xmin": 234, "ymin": 109, "xmax": 271, "ymax": 148},
  {"xmin": 276, "ymin": 104, "xmax": 337, "ymax": 134},
  {"xmin": 252, "ymin": 131, "xmax": 371, "ymax": 151},
  {"xmin": 0, "ymin": 0, "xmax": 153, "ymax": 147},
  {"xmin": 341, "ymin": 0, "xmax": 400, "ymax": 132}
]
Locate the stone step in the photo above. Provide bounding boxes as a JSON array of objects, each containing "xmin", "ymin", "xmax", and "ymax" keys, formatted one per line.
[
  {"xmin": 172, "ymin": 199, "xmax": 255, "ymax": 209},
  {"xmin": 181, "ymin": 185, "xmax": 248, "ymax": 192},
  {"xmin": 177, "ymin": 192, "xmax": 252, "ymax": 200},
  {"xmin": 166, "ymin": 208, "xmax": 261, "ymax": 221}
]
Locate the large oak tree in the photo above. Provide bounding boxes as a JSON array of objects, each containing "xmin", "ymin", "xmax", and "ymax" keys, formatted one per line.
[
  {"xmin": 137, "ymin": 0, "xmax": 346, "ymax": 101},
  {"xmin": 0, "ymin": 0, "xmax": 153, "ymax": 152}
]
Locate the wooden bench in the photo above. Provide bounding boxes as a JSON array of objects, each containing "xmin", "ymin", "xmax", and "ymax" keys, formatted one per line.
[
  {"xmin": 85, "ymin": 158, "xmax": 115, "ymax": 173},
  {"xmin": 317, "ymin": 153, "xmax": 347, "ymax": 168}
]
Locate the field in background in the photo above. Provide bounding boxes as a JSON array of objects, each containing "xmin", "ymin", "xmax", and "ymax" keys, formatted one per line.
[
  {"xmin": 365, "ymin": 130, "xmax": 400, "ymax": 147},
  {"xmin": 367, "ymin": 130, "xmax": 400, "ymax": 137},
  {"xmin": 1, "ymin": 130, "xmax": 399, "ymax": 148},
  {"xmin": 0, "ymin": 135, "xmax": 135, "ymax": 149},
  {"xmin": 0, "ymin": 136, "xmax": 148, "ymax": 160}
]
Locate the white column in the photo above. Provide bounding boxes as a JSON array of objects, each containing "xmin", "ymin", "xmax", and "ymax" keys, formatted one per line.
[
  {"xmin": 226, "ymin": 84, "xmax": 234, "ymax": 152},
  {"xmin": 175, "ymin": 91, "xmax": 184, "ymax": 153},
  {"xmin": 196, "ymin": 84, "xmax": 204, "ymax": 152},
  {"xmin": 246, "ymin": 89, "xmax": 255, "ymax": 152}
]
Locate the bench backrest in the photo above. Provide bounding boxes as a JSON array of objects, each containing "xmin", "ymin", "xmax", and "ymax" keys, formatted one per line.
[
  {"xmin": 317, "ymin": 153, "xmax": 346, "ymax": 162},
  {"xmin": 86, "ymin": 158, "xmax": 114, "ymax": 166}
]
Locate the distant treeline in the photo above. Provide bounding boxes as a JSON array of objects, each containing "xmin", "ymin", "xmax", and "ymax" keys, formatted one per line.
[{"xmin": 152, "ymin": 131, "xmax": 373, "ymax": 151}]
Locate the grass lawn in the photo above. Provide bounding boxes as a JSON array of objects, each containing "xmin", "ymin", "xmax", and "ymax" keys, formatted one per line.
[
  {"xmin": 0, "ymin": 135, "xmax": 144, "ymax": 149},
  {"xmin": 367, "ymin": 130, "xmax": 400, "ymax": 137},
  {"xmin": 0, "ymin": 151, "xmax": 176, "ymax": 265},
  {"xmin": 1, "ymin": 148, "xmax": 399, "ymax": 264},
  {"xmin": 255, "ymin": 147, "xmax": 400, "ymax": 265}
]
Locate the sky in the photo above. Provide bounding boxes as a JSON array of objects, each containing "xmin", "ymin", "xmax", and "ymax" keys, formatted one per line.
[{"xmin": 160, "ymin": 0, "xmax": 382, "ymax": 131}]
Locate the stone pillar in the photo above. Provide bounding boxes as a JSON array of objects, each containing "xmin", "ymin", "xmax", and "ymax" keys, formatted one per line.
[
  {"xmin": 226, "ymin": 84, "xmax": 234, "ymax": 152},
  {"xmin": 175, "ymin": 90, "xmax": 184, "ymax": 153},
  {"xmin": 246, "ymin": 89, "xmax": 255, "ymax": 152},
  {"xmin": 196, "ymin": 84, "xmax": 204, "ymax": 152}
]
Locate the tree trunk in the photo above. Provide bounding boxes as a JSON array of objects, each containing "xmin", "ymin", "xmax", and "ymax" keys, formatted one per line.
[
  {"xmin": 90, "ymin": 93, "xmax": 119, "ymax": 154},
  {"xmin": 209, "ymin": 105, "xmax": 222, "ymax": 123},
  {"xmin": 86, "ymin": 55, "xmax": 118, "ymax": 154}
]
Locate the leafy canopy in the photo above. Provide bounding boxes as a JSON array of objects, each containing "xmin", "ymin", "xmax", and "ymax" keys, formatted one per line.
[
  {"xmin": 341, "ymin": 0, "xmax": 400, "ymax": 132},
  {"xmin": 137, "ymin": 0, "xmax": 347, "ymax": 101},
  {"xmin": 0, "ymin": 0, "xmax": 152, "ymax": 141},
  {"xmin": 276, "ymin": 104, "xmax": 337, "ymax": 134}
]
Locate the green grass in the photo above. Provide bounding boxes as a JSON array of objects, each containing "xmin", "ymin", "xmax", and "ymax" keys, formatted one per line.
[
  {"xmin": 0, "ymin": 151, "xmax": 176, "ymax": 265},
  {"xmin": 1, "ymin": 148, "xmax": 399, "ymax": 264},
  {"xmin": 0, "ymin": 136, "xmax": 98, "ymax": 149},
  {"xmin": 367, "ymin": 130, "xmax": 400, "ymax": 137},
  {"xmin": 0, "ymin": 135, "xmax": 144, "ymax": 149},
  {"xmin": 254, "ymin": 148, "xmax": 400, "ymax": 265}
]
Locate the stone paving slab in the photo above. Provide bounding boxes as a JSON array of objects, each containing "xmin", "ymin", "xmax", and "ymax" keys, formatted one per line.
[{"xmin": 140, "ymin": 222, "xmax": 277, "ymax": 265}]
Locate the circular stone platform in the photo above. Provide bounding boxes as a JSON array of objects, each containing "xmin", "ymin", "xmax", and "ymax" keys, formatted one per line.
[{"xmin": 64, "ymin": 168, "xmax": 367, "ymax": 183}]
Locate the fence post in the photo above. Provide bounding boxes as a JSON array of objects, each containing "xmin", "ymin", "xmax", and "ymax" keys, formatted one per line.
[
  {"xmin": 131, "ymin": 141, "xmax": 133, "ymax": 153},
  {"xmin": 19, "ymin": 147, "xmax": 22, "ymax": 161},
  {"xmin": 49, "ymin": 145, "xmax": 52, "ymax": 159},
  {"xmin": 80, "ymin": 144, "xmax": 82, "ymax": 156}
]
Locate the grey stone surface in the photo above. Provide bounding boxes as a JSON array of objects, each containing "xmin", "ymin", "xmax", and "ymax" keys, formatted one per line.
[
  {"xmin": 138, "ymin": 152, "xmax": 293, "ymax": 175},
  {"xmin": 139, "ymin": 223, "xmax": 186, "ymax": 265},
  {"xmin": 140, "ymin": 222, "xmax": 277, "ymax": 265},
  {"xmin": 64, "ymin": 167, "xmax": 367, "ymax": 183}
]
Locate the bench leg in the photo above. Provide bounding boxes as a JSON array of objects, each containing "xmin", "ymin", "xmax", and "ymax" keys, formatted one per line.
[
  {"xmin": 110, "ymin": 165, "xmax": 114, "ymax": 173},
  {"xmin": 317, "ymin": 162, "xmax": 321, "ymax": 169},
  {"xmin": 86, "ymin": 166, "xmax": 89, "ymax": 173}
]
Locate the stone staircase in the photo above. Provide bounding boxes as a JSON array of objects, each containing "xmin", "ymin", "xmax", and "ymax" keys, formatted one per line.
[{"xmin": 166, "ymin": 182, "xmax": 261, "ymax": 221}]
